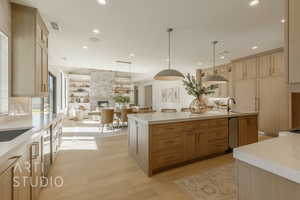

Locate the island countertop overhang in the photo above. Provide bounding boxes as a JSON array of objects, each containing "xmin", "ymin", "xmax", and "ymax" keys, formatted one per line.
[
  {"xmin": 234, "ymin": 135, "xmax": 300, "ymax": 184},
  {"xmin": 128, "ymin": 110, "xmax": 258, "ymax": 125}
]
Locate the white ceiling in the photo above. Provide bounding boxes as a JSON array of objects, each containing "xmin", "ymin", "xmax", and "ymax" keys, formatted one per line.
[{"xmin": 14, "ymin": 0, "xmax": 285, "ymax": 80}]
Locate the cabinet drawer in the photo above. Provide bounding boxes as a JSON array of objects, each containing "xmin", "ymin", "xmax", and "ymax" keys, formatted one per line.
[
  {"xmin": 208, "ymin": 128, "xmax": 229, "ymax": 140},
  {"xmin": 152, "ymin": 126, "xmax": 183, "ymax": 139},
  {"xmin": 209, "ymin": 138, "xmax": 228, "ymax": 154},
  {"xmin": 151, "ymin": 151, "xmax": 184, "ymax": 169},
  {"xmin": 152, "ymin": 136, "xmax": 184, "ymax": 153},
  {"xmin": 208, "ymin": 119, "xmax": 228, "ymax": 127}
]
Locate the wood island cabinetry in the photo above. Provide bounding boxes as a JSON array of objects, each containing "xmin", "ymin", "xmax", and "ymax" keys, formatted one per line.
[
  {"xmin": 238, "ymin": 116, "xmax": 258, "ymax": 146},
  {"xmin": 129, "ymin": 114, "xmax": 258, "ymax": 176}
]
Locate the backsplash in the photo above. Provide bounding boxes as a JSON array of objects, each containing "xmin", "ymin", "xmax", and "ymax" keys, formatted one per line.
[{"xmin": 9, "ymin": 97, "xmax": 44, "ymax": 116}]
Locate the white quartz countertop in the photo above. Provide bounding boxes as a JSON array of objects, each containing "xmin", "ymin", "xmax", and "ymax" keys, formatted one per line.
[
  {"xmin": 128, "ymin": 110, "xmax": 258, "ymax": 124},
  {"xmin": 0, "ymin": 113, "xmax": 60, "ymax": 131},
  {"xmin": 234, "ymin": 135, "xmax": 300, "ymax": 184},
  {"xmin": 0, "ymin": 113, "xmax": 62, "ymax": 158}
]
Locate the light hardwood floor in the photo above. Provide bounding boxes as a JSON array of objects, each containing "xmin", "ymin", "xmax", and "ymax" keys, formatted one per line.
[{"xmin": 38, "ymin": 130, "xmax": 269, "ymax": 200}]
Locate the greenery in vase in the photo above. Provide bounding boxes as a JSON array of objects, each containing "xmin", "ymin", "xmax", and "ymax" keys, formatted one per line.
[
  {"xmin": 182, "ymin": 73, "xmax": 218, "ymax": 99},
  {"xmin": 113, "ymin": 95, "xmax": 130, "ymax": 104}
]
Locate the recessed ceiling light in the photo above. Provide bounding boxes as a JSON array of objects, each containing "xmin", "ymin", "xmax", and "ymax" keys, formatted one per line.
[
  {"xmin": 129, "ymin": 53, "xmax": 135, "ymax": 57},
  {"xmin": 252, "ymin": 46, "xmax": 258, "ymax": 50},
  {"xmin": 281, "ymin": 19, "xmax": 286, "ymax": 24},
  {"xmin": 93, "ymin": 29, "xmax": 100, "ymax": 34},
  {"xmin": 220, "ymin": 56, "xmax": 225, "ymax": 59},
  {"xmin": 249, "ymin": 0, "xmax": 259, "ymax": 7},
  {"xmin": 97, "ymin": 0, "xmax": 106, "ymax": 5},
  {"xmin": 83, "ymin": 46, "xmax": 88, "ymax": 50}
]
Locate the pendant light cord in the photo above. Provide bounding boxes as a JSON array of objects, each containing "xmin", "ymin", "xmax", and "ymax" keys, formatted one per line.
[
  {"xmin": 168, "ymin": 28, "xmax": 173, "ymax": 70},
  {"xmin": 212, "ymin": 41, "xmax": 218, "ymax": 73}
]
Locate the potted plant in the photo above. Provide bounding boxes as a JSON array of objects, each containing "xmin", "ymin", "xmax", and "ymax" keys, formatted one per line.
[
  {"xmin": 182, "ymin": 73, "xmax": 218, "ymax": 113},
  {"xmin": 113, "ymin": 95, "xmax": 130, "ymax": 108}
]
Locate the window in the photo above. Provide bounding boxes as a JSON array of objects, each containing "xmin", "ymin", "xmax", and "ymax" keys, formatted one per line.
[
  {"xmin": 0, "ymin": 31, "xmax": 9, "ymax": 114},
  {"xmin": 48, "ymin": 73, "xmax": 57, "ymax": 114}
]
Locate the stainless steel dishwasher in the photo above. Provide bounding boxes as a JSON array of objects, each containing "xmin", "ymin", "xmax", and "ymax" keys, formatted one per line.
[{"xmin": 228, "ymin": 117, "xmax": 238, "ymax": 149}]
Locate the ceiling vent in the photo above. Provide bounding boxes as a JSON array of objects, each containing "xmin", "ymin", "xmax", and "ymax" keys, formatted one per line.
[
  {"xmin": 50, "ymin": 22, "xmax": 60, "ymax": 31},
  {"xmin": 90, "ymin": 37, "xmax": 100, "ymax": 42}
]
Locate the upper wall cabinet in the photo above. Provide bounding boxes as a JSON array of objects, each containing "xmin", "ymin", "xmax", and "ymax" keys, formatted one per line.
[
  {"xmin": 233, "ymin": 58, "xmax": 257, "ymax": 81},
  {"xmin": 258, "ymin": 51, "xmax": 285, "ymax": 79},
  {"xmin": 288, "ymin": 0, "xmax": 300, "ymax": 83},
  {"xmin": 11, "ymin": 3, "xmax": 49, "ymax": 97}
]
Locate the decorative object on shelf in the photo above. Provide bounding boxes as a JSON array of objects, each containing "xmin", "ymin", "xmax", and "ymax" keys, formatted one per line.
[
  {"xmin": 77, "ymin": 88, "xmax": 86, "ymax": 92},
  {"xmin": 154, "ymin": 28, "xmax": 184, "ymax": 81},
  {"xmin": 113, "ymin": 95, "xmax": 130, "ymax": 108},
  {"xmin": 203, "ymin": 41, "xmax": 228, "ymax": 84},
  {"xmin": 68, "ymin": 74, "xmax": 91, "ymax": 111},
  {"xmin": 182, "ymin": 73, "xmax": 218, "ymax": 113},
  {"xmin": 113, "ymin": 61, "xmax": 133, "ymax": 94}
]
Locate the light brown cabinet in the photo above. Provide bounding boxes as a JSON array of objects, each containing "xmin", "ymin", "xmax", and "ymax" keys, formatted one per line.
[
  {"xmin": 234, "ymin": 61, "xmax": 245, "ymax": 80},
  {"xmin": 235, "ymin": 79, "xmax": 258, "ymax": 112},
  {"xmin": 238, "ymin": 116, "xmax": 258, "ymax": 146},
  {"xmin": 128, "ymin": 119, "xmax": 149, "ymax": 174},
  {"xmin": 11, "ymin": 3, "xmax": 49, "ymax": 97},
  {"xmin": 271, "ymin": 52, "xmax": 285, "ymax": 77},
  {"xmin": 237, "ymin": 160, "xmax": 300, "ymax": 200},
  {"xmin": 244, "ymin": 58, "xmax": 257, "ymax": 79},
  {"xmin": 258, "ymin": 55, "xmax": 272, "ymax": 78},
  {"xmin": 258, "ymin": 53, "xmax": 284, "ymax": 79},
  {"xmin": 129, "ymin": 116, "xmax": 258, "ymax": 176},
  {"xmin": 13, "ymin": 149, "xmax": 31, "ymax": 200},
  {"xmin": 30, "ymin": 138, "xmax": 43, "ymax": 200},
  {"xmin": 0, "ymin": 151, "xmax": 31, "ymax": 200},
  {"xmin": 259, "ymin": 77, "xmax": 289, "ymax": 135},
  {"xmin": 0, "ymin": 164, "xmax": 14, "ymax": 200},
  {"xmin": 288, "ymin": 0, "xmax": 300, "ymax": 83},
  {"xmin": 0, "ymin": 139, "xmax": 44, "ymax": 200}
]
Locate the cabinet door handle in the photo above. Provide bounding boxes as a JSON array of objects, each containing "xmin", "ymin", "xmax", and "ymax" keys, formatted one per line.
[
  {"xmin": 136, "ymin": 125, "xmax": 139, "ymax": 154},
  {"xmin": 31, "ymin": 142, "xmax": 40, "ymax": 159}
]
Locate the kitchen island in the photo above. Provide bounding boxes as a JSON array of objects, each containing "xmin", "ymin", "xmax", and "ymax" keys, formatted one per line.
[
  {"xmin": 234, "ymin": 135, "xmax": 300, "ymax": 200},
  {"xmin": 128, "ymin": 110, "xmax": 258, "ymax": 176}
]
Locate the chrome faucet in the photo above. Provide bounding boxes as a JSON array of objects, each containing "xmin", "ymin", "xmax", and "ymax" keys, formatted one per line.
[{"xmin": 227, "ymin": 98, "xmax": 236, "ymax": 112}]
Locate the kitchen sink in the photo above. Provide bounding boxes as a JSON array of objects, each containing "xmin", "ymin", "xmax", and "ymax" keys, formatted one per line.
[{"xmin": 0, "ymin": 128, "xmax": 31, "ymax": 142}]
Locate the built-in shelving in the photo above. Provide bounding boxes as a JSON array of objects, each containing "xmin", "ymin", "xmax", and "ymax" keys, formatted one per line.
[
  {"xmin": 113, "ymin": 72, "xmax": 133, "ymax": 94},
  {"xmin": 68, "ymin": 74, "xmax": 91, "ymax": 111}
]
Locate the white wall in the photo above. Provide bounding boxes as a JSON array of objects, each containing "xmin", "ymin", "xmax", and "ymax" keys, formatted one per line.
[{"xmin": 137, "ymin": 80, "xmax": 194, "ymax": 111}]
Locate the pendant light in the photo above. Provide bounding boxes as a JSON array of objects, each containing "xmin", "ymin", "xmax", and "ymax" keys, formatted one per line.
[
  {"xmin": 154, "ymin": 28, "xmax": 184, "ymax": 81},
  {"xmin": 203, "ymin": 41, "xmax": 228, "ymax": 84}
]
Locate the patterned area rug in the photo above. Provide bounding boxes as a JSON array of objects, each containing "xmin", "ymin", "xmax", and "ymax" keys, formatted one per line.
[{"xmin": 175, "ymin": 163, "xmax": 237, "ymax": 200}]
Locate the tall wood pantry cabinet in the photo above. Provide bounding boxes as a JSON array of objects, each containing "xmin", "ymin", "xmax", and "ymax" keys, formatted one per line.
[
  {"xmin": 233, "ymin": 57, "xmax": 258, "ymax": 112},
  {"xmin": 288, "ymin": 0, "xmax": 300, "ymax": 83},
  {"xmin": 11, "ymin": 3, "xmax": 49, "ymax": 97}
]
